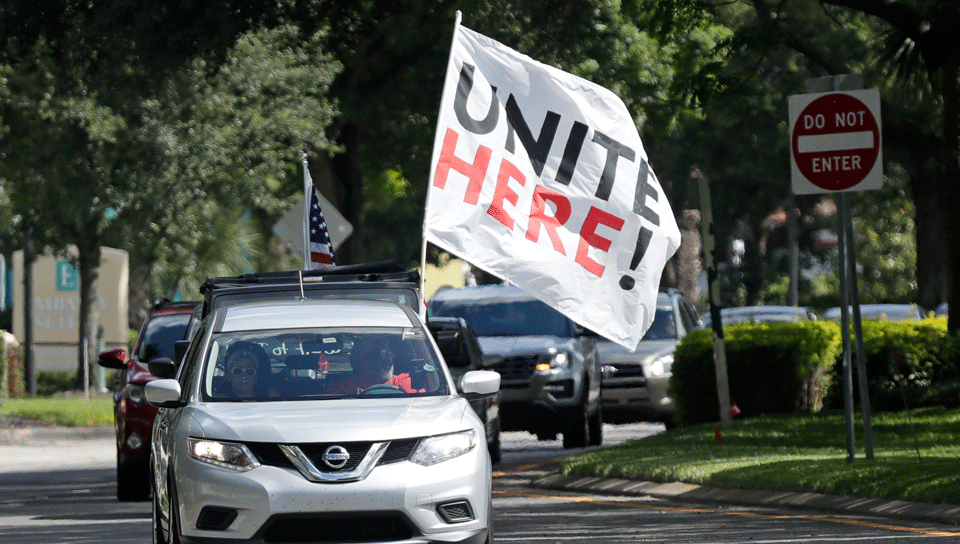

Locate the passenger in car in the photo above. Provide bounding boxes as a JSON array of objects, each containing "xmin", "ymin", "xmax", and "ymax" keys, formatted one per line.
[
  {"xmin": 216, "ymin": 341, "xmax": 278, "ymax": 399},
  {"xmin": 326, "ymin": 335, "xmax": 425, "ymax": 395}
]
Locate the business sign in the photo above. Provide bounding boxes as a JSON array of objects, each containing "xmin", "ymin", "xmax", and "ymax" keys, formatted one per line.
[
  {"xmin": 12, "ymin": 247, "xmax": 129, "ymax": 372},
  {"xmin": 789, "ymin": 89, "xmax": 882, "ymax": 194}
]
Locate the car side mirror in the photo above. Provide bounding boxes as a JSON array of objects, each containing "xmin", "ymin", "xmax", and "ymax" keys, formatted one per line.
[
  {"xmin": 460, "ymin": 370, "xmax": 500, "ymax": 400},
  {"xmin": 145, "ymin": 379, "xmax": 185, "ymax": 408},
  {"xmin": 148, "ymin": 357, "xmax": 178, "ymax": 379},
  {"xmin": 97, "ymin": 348, "xmax": 126, "ymax": 369},
  {"xmin": 173, "ymin": 340, "xmax": 190, "ymax": 364}
]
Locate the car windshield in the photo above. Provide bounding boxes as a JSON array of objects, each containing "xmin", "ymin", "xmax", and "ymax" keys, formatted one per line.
[
  {"xmin": 429, "ymin": 299, "xmax": 572, "ymax": 338},
  {"xmin": 200, "ymin": 327, "xmax": 447, "ymax": 401},
  {"xmin": 138, "ymin": 313, "xmax": 191, "ymax": 362},
  {"xmin": 641, "ymin": 307, "xmax": 677, "ymax": 340}
]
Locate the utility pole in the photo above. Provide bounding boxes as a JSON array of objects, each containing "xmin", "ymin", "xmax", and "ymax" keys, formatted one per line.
[
  {"xmin": 694, "ymin": 169, "xmax": 732, "ymax": 429},
  {"xmin": 23, "ymin": 220, "xmax": 36, "ymax": 396}
]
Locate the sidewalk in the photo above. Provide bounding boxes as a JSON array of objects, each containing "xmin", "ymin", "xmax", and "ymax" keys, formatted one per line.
[{"xmin": 0, "ymin": 422, "xmax": 114, "ymax": 474}]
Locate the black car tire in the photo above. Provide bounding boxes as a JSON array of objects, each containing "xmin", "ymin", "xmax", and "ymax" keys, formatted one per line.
[
  {"xmin": 116, "ymin": 450, "xmax": 151, "ymax": 501},
  {"xmin": 152, "ymin": 487, "xmax": 168, "ymax": 544},
  {"xmin": 588, "ymin": 403, "xmax": 603, "ymax": 446},
  {"xmin": 169, "ymin": 474, "xmax": 183, "ymax": 544},
  {"xmin": 562, "ymin": 388, "xmax": 590, "ymax": 449}
]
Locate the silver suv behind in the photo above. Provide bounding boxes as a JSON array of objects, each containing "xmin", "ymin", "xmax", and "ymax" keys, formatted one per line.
[
  {"xmin": 599, "ymin": 290, "xmax": 700, "ymax": 429},
  {"xmin": 427, "ymin": 284, "xmax": 602, "ymax": 449}
]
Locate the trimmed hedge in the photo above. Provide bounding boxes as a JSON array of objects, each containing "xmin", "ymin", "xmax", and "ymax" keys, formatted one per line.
[
  {"xmin": 672, "ymin": 317, "xmax": 960, "ymax": 426},
  {"xmin": 673, "ymin": 321, "xmax": 841, "ymax": 425},
  {"xmin": 823, "ymin": 317, "xmax": 958, "ymax": 410}
]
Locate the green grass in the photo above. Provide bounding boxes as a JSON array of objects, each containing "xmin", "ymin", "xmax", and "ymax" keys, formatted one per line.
[
  {"xmin": 562, "ymin": 407, "xmax": 960, "ymax": 505},
  {"xmin": 0, "ymin": 396, "xmax": 115, "ymax": 427}
]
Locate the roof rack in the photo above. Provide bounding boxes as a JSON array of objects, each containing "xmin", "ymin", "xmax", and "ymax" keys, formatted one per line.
[{"xmin": 199, "ymin": 261, "xmax": 419, "ymax": 295}]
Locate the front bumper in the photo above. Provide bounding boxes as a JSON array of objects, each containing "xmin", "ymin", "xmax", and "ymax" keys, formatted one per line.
[
  {"xmin": 497, "ymin": 369, "xmax": 583, "ymax": 433},
  {"xmin": 601, "ymin": 374, "xmax": 674, "ymax": 420},
  {"xmin": 173, "ymin": 441, "xmax": 491, "ymax": 543}
]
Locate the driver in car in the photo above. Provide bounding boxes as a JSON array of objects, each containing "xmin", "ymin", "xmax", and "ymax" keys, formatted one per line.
[{"xmin": 326, "ymin": 335, "xmax": 424, "ymax": 395}]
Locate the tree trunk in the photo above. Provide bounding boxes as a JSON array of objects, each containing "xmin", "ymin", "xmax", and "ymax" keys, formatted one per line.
[
  {"xmin": 742, "ymin": 222, "xmax": 764, "ymax": 306},
  {"xmin": 74, "ymin": 225, "xmax": 101, "ymax": 390},
  {"xmin": 913, "ymin": 167, "xmax": 950, "ymax": 313},
  {"xmin": 329, "ymin": 122, "xmax": 362, "ymax": 265},
  {"xmin": 676, "ymin": 209, "xmax": 702, "ymax": 301},
  {"xmin": 944, "ymin": 41, "xmax": 960, "ymax": 332}
]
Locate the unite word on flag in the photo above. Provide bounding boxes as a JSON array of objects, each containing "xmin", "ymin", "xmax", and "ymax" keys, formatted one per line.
[
  {"xmin": 423, "ymin": 18, "xmax": 680, "ymax": 350},
  {"xmin": 302, "ymin": 154, "xmax": 336, "ymax": 269}
]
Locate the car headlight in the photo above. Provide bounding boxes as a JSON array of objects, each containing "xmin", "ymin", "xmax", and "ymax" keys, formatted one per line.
[
  {"xmin": 536, "ymin": 351, "xmax": 571, "ymax": 372},
  {"xmin": 648, "ymin": 354, "xmax": 674, "ymax": 376},
  {"xmin": 410, "ymin": 430, "xmax": 477, "ymax": 466},
  {"xmin": 125, "ymin": 384, "xmax": 146, "ymax": 405},
  {"xmin": 187, "ymin": 438, "xmax": 260, "ymax": 471}
]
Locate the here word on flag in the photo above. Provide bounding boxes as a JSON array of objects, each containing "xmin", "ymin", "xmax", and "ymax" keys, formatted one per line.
[{"xmin": 423, "ymin": 20, "xmax": 680, "ymax": 350}]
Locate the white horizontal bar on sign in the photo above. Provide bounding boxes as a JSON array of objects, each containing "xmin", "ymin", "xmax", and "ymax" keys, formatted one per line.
[{"xmin": 797, "ymin": 131, "xmax": 874, "ymax": 154}]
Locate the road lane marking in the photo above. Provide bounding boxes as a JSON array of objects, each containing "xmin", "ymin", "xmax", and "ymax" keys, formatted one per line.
[{"xmin": 493, "ymin": 490, "xmax": 960, "ymax": 537}]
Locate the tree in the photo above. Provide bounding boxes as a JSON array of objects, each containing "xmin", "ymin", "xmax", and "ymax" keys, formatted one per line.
[
  {"xmin": 741, "ymin": 0, "xmax": 959, "ymax": 324},
  {"xmin": 300, "ymin": 0, "xmax": 704, "ymax": 269},
  {"xmin": 0, "ymin": 12, "xmax": 340, "ymax": 386}
]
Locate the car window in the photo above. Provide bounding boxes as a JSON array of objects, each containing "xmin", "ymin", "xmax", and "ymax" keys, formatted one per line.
[
  {"xmin": 200, "ymin": 327, "xmax": 447, "ymax": 401},
  {"xmin": 138, "ymin": 312, "xmax": 191, "ymax": 362},
  {"xmin": 641, "ymin": 307, "xmax": 677, "ymax": 341},
  {"xmin": 430, "ymin": 299, "xmax": 572, "ymax": 338}
]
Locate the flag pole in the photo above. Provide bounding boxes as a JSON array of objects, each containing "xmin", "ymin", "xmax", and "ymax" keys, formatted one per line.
[
  {"xmin": 302, "ymin": 151, "xmax": 311, "ymax": 270},
  {"xmin": 420, "ymin": 10, "xmax": 463, "ymax": 299}
]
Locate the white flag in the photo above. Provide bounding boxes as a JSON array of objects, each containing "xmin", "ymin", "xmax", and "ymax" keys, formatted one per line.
[{"xmin": 424, "ymin": 23, "xmax": 680, "ymax": 350}]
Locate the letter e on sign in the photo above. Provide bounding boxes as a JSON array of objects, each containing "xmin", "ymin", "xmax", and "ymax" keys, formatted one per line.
[{"xmin": 788, "ymin": 89, "xmax": 882, "ymax": 194}]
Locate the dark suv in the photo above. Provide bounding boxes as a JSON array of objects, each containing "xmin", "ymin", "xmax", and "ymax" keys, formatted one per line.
[
  {"xmin": 427, "ymin": 284, "xmax": 602, "ymax": 449},
  {"xmin": 97, "ymin": 298, "xmax": 198, "ymax": 501},
  {"xmin": 427, "ymin": 316, "xmax": 502, "ymax": 463}
]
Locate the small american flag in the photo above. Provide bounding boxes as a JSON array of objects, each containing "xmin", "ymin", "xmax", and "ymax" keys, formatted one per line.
[
  {"xmin": 308, "ymin": 186, "xmax": 336, "ymax": 268},
  {"xmin": 302, "ymin": 153, "xmax": 336, "ymax": 269}
]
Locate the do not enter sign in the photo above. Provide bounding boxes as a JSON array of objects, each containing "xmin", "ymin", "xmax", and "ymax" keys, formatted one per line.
[{"xmin": 788, "ymin": 89, "xmax": 882, "ymax": 194}]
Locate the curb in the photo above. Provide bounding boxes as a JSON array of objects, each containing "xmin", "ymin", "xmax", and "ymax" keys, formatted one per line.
[
  {"xmin": 0, "ymin": 425, "xmax": 113, "ymax": 445},
  {"xmin": 532, "ymin": 474, "xmax": 960, "ymax": 527}
]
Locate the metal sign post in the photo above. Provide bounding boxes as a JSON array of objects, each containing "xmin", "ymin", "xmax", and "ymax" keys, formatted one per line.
[{"xmin": 789, "ymin": 75, "xmax": 877, "ymax": 461}]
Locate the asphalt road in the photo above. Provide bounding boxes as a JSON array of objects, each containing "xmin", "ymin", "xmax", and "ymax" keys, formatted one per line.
[{"xmin": 3, "ymin": 423, "xmax": 960, "ymax": 543}]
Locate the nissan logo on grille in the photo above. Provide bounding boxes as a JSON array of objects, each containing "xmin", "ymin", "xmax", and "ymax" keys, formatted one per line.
[{"xmin": 322, "ymin": 446, "xmax": 350, "ymax": 469}]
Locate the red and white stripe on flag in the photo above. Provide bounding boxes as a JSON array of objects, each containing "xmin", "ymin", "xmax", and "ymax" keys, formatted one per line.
[
  {"xmin": 424, "ymin": 24, "xmax": 680, "ymax": 350},
  {"xmin": 308, "ymin": 186, "xmax": 336, "ymax": 269},
  {"xmin": 303, "ymin": 157, "xmax": 336, "ymax": 270}
]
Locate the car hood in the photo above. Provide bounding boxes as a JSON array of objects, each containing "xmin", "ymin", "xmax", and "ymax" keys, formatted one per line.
[
  {"xmin": 477, "ymin": 336, "xmax": 576, "ymax": 359},
  {"xmin": 188, "ymin": 396, "xmax": 471, "ymax": 443},
  {"xmin": 597, "ymin": 340, "xmax": 676, "ymax": 365}
]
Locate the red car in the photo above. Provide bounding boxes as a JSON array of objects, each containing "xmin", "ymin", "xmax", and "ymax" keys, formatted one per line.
[{"xmin": 97, "ymin": 298, "xmax": 198, "ymax": 501}]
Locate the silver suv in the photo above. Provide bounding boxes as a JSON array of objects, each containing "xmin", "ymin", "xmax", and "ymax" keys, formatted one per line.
[
  {"xmin": 146, "ymin": 298, "xmax": 499, "ymax": 544},
  {"xmin": 427, "ymin": 284, "xmax": 602, "ymax": 449},
  {"xmin": 599, "ymin": 290, "xmax": 700, "ymax": 429}
]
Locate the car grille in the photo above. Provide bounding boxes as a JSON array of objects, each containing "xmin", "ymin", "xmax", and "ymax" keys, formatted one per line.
[
  {"xmin": 247, "ymin": 439, "xmax": 420, "ymax": 474},
  {"xmin": 601, "ymin": 363, "xmax": 646, "ymax": 388},
  {"xmin": 494, "ymin": 355, "xmax": 539, "ymax": 382},
  {"xmin": 263, "ymin": 513, "xmax": 414, "ymax": 543}
]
